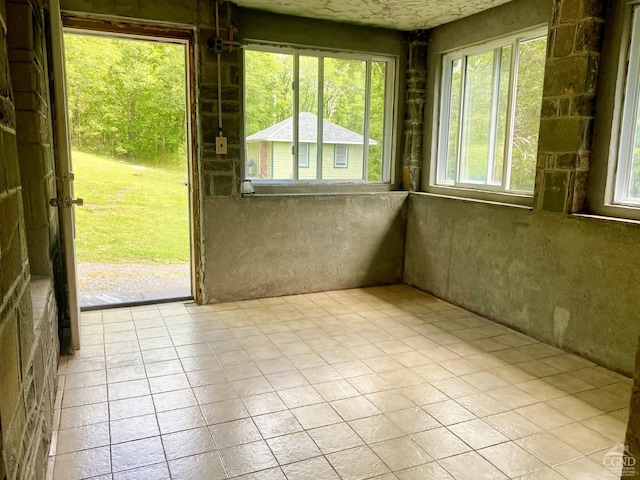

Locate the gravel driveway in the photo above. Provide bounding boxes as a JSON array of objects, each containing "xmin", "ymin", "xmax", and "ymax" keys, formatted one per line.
[{"xmin": 77, "ymin": 262, "xmax": 191, "ymax": 306}]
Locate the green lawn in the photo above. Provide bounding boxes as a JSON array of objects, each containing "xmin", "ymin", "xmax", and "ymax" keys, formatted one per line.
[{"xmin": 72, "ymin": 150, "xmax": 190, "ymax": 264}]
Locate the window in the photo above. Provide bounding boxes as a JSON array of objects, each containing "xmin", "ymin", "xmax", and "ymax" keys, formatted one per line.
[
  {"xmin": 436, "ymin": 29, "xmax": 547, "ymax": 194},
  {"xmin": 244, "ymin": 45, "xmax": 395, "ymax": 183},
  {"xmin": 615, "ymin": 5, "xmax": 640, "ymax": 206},
  {"xmin": 334, "ymin": 144, "xmax": 348, "ymax": 168},
  {"xmin": 298, "ymin": 143, "xmax": 310, "ymax": 168}
]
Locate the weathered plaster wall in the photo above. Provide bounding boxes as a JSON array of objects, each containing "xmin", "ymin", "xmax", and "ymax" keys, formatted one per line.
[
  {"xmin": 404, "ymin": 193, "xmax": 640, "ymax": 374},
  {"xmin": 204, "ymin": 193, "xmax": 408, "ymax": 302}
]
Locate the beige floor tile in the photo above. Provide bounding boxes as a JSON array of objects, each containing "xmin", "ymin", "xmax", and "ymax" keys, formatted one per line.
[
  {"xmin": 52, "ymin": 288, "xmax": 633, "ymax": 480},
  {"xmin": 59, "ymin": 402, "xmax": 109, "ymax": 429},
  {"xmin": 478, "ymin": 441, "xmax": 546, "ymax": 478},
  {"xmin": 439, "ymin": 451, "xmax": 508, "ymax": 480},
  {"xmin": 327, "ymin": 445, "xmax": 390, "ymax": 480},
  {"xmin": 370, "ymin": 436, "xmax": 432, "ymax": 471},
  {"xmin": 364, "ymin": 390, "xmax": 415, "ymax": 413},
  {"xmin": 291, "ymin": 402, "xmax": 342, "ymax": 429},
  {"xmin": 219, "ymin": 440, "xmax": 278, "ymax": 477},
  {"xmin": 209, "ymin": 418, "xmax": 261, "ymax": 449},
  {"xmin": 113, "ymin": 462, "xmax": 171, "ymax": 480},
  {"xmin": 110, "ymin": 414, "xmax": 160, "ymax": 444},
  {"xmin": 278, "ymin": 385, "xmax": 324, "ymax": 408},
  {"xmin": 411, "ymin": 427, "xmax": 472, "ymax": 460},
  {"xmin": 253, "ymin": 410, "xmax": 303, "ymax": 438},
  {"xmin": 53, "ymin": 446, "xmax": 111, "ymax": 480},
  {"xmin": 55, "ymin": 422, "xmax": 110, "ymax": 455},
  {"xmin": 111, "ymin": 436, "xmax": 165, "ymax": 472},
  {"xmin": 349, "ymin": 414, "xmax": 405, "ymax": 443},
  {"xmin": 386, "ymin": 406, "xmax": 440, "ymax": 434},
  {"xmin": 168, "ymin": 451, "xmax": 226, "ymax": 480},
  {"xmin": 395, "ymin": 462, "xmax": 454, "ymax": 479},
  {"xmin": 515, "ymin": 432, "xmax": 583, "ymax": 466},
  {"xmin": 549, "ymin": 422, "xmax": 615, "ymax": 454},
  {"xmin": 484, "ymin": 411, "xmax": 543, "ymax": 440},
  {"xmin": 281, "ymin": 456, "xmax": 340, "ymax": 480},
  {"xmin": 514, "ymin": 402, "xmax": 573, "ymax": 430},
  {"xmin": 331, "ymin": 396, "xmax": 381, "ymax": 420},
  {"xmin": 266, "ymin": 431, "xmax": 322, "ymax": 465},
  {"xmin": 308, "ymin": 422, "xmax": 364, "ymax": 454},
  {"xmin": 242, "ymin": 392, "xmax": 288, "ymax": 416},
  {"xmin": 161, "ymin": 427, "xmax": 215, "ymax": 460},
  {"xmin": 423, "ymin": 400, "xmax": 476, "ymax": 426},
  {"xmin": 448, "ymin": 418, "xmax": 508, "ymax": 450},
  {"xmin": 553, "ymin": 456, "xmax": 611, "ymax": 480}
]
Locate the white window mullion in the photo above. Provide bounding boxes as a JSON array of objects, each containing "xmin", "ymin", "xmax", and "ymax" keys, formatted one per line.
[
  {"xmin": 363, "ymin": 60, "xmax": 372, "ymax": 181},
  {"xmin": 293, "ymin": 52, "xmax": 300, "ymax": 181},
  {"xmin": 382, "ymin": 59, "xmax": 394, "ymax": 183},
  {"xmin": 502, "ymin": 39, "xmax": 520, "ymax": 191},
  {"xmin": 486, "ymin": 48, "xmax": 502, "ymax": 185},
  {"xmin": 455, "ymin": 55, "xmax": 468, "ymax": 185},
  {"xmin": 317, "ymin": 56, "xmax": 324, "ymax": 180}
]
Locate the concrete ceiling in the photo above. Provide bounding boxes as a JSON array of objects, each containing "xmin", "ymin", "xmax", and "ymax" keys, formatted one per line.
[{"xmin": 231, "ymin": 0, "xmax": 516, "ymax": 31}]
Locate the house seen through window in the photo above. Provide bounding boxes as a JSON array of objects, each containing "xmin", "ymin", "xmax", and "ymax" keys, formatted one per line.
[
  {"xmin": 244, "ymin": 46, "xmax": 394, "ymax": 183},
  {"xmin": 436, "ymin": 29, "xmax": 547, "ymax": 194}
]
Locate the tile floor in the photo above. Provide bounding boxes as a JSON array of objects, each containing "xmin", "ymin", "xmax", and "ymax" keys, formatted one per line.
[{"xmin": 49, "ymin": 285, "xmax": 633, "ymax": 480}]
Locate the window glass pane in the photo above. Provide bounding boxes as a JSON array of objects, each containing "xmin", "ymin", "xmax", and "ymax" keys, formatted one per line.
[
  {"xmin": 630, "ymin": 107, "xmax": 640, "ymax": 199},
  {"xmin": 298, "ymin": 56, "xmax": 319, "ymax": 180},
  {"xmin": 244, "ymin": 50, "xmax": 293, "ymax": 180},
  {"xmin": 492, "ymin": 45, "xmax": 512, "ymax": 185},
  {"xmin": 368, "ymin": 61, "xmax": 387, "ymax": 181},
  {"xmin": 323, "ymin": 57, "xmax": 366, "ymax": 179},
  {"xmin": 446, "ymin": 58, "xmax": 462, "ymax": 183},
  {"xmin": 510, "ymin": 36, "xmax": 546, "ymax": 191},
  {"xmin": 460, "ymin": 50, "xmax": 495, "ymax": 184}
]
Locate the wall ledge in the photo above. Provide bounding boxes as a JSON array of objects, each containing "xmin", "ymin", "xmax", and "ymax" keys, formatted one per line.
[
  {"xmin": 30, "ymin": 275, "xmax": 52, "ymax": 325},
  {"xmin": 409, "ymin": 191, "xmax": 533, "ymax": 210}
]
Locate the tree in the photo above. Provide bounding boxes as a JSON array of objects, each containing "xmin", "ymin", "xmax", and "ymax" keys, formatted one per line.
[{"xmin": 64, "ymin": 34, "xmax": 187, "ymax": 165}]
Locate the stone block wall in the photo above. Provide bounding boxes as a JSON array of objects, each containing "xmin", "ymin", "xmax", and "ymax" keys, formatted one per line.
[
  {"xmin": 8, "ymin": 0, "xmax": 60, "ymax": 277},
  {"xmin": 535, "ymin": 0, "xmax": 606, "ymax": 213},
  {"xmin": 199, "ymin": 2, "xmax": 241, "ymax": 197},
  {"xmin": 0, "ymin": 1, "xmax": 61, "ymax": 479}
]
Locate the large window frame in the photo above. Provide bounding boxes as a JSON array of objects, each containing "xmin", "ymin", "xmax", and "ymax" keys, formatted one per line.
[
  {"xmin": 613, "ymin": 3, "xmax": 640, "ymax": 208},
  {"xmin": 435, "ymin": 27, "xmax": 547, "ymax": 196},
  {"xmin": 243, "ymin": 43, "xmax": 396, "ymax": 185}
]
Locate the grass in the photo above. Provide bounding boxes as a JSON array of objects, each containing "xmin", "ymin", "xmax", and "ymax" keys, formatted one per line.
[{"xmin": 72, "ymin": 150, "xmax": 190, "ymax": 264}]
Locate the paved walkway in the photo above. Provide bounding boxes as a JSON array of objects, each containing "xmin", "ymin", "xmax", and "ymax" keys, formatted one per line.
[{"xmin": 78, "ymin": 262, "xmax": 191, "ymax": 308}]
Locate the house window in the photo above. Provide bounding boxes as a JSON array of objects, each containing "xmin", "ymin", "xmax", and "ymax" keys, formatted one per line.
[
  {"xmin": 615, "ymin": 5, "xmax": 640, "ymax": 206},
  {"xmin": 244, "ymin": 45, "xmax": 395, "ymax": 183},
  {"xmin": 436, "ymin": 29, "xmax": 547, "ymax": 194},
  {"xmin": 299, "ymin": 143, "xmax": 310, "ymax": 168},
  {"xmin": 334, "ymin": 144, "xmax": 348, "ymax": 168}
]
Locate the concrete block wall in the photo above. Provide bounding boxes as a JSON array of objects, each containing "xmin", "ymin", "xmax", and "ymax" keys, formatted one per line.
[{"xmin": 0, "ymin": 1, "xmax": 61, "ymax": 479}]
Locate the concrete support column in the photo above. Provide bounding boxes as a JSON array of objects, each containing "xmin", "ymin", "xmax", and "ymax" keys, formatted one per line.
[
  {"xmin": 625, "ymin": 337, "xmax": 640, "ymax": 479},
  {"xmin": 535, "ymin": 0, "xmax": 606, "ymax": 213},
  {"xmin": 401, "ymin": 34, "xmax": 427, "ymax": 192}
]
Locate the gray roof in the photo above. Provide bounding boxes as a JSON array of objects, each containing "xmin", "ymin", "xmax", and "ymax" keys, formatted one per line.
[{"xmin": 246, "ymin": 112, "xmax": 376, "ymax": 145}]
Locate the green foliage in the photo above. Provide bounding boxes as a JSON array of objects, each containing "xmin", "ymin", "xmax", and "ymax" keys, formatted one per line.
[
  {"xmin": 64, "ymin": 34, "xmax": 187, "ymax": 164},
  {"xmin": 73, "ymin": 150, "xmax": 190, "ymax": 263}
]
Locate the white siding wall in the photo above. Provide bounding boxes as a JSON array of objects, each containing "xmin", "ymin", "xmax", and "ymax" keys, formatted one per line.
[{"xmin": 266, "ymin": 142, "xmax": 365, "ymax": 180}]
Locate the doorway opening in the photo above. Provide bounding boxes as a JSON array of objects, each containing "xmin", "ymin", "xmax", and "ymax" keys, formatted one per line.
[{"xmin": 62, "ymin": 29, "xmax": 195, "ymax": 309}]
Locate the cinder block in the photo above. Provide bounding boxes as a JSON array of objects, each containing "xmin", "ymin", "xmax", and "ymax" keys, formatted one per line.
[
  {"xmin": 538, "ymin": 116, "xmax": 582, "ymax": 152},
  {"xmin": 0, "ymin": 314, "xmax": 22, "ymax": 432},
  {"xmin": 541, "ymin": 170, "xmax": 570, "ymax": 212}
]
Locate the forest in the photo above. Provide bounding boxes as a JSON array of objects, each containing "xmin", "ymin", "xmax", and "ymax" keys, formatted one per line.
[{"xmin": 64, "ymin": 34, "xmax": 187, "ymax": 165}]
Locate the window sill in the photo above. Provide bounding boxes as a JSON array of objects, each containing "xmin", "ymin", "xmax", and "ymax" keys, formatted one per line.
[
  {"xmin": 424, "ymin": 184, "xmax": 534, "ymax": 207},
  {"xmin": 571, "ymin": 212, "xmax": 640, "ymax": 228},
  {"xmin": 251, "ymin": 182, "xmax": 399, "ymax": 195},
  {"xmin": 410, "ymin": 191, "xmax": 533, "ymax": 210}
]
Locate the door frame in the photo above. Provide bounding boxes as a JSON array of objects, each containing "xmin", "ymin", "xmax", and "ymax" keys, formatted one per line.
[{"xmin": 58, "ymin": 16, "xmax": 203, "ymax": 305}]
